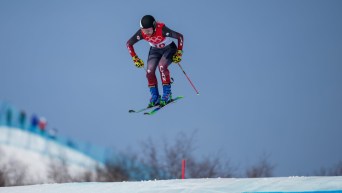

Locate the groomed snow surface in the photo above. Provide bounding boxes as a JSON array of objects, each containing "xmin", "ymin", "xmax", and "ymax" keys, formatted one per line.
[
  {"xmin": 0, "ymin": 176, "xmax": 342, "ymax": 193},
  {"xmin": 0, "ymin": 126, "xmax": 100, "ymax": 184},
  {"xmin": 1, "ymin": 126, "xmax": 342, "ymax": 193}
]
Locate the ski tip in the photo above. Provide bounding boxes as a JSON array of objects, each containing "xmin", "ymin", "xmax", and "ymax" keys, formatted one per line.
[{"xmin": 128, "ymin": 110, "xmax": 135, "ymax": 113}]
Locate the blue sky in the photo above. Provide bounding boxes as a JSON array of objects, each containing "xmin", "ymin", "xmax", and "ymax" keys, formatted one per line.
[{"xmin": 1, "ymin": 0, "xmax": 342, "ymax": 176}]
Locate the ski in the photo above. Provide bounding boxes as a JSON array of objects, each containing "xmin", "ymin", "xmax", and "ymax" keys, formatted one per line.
[
  {"xmin": 144, "ymin": 96, "xmax": 184, "ymax": 115},
  {"xmin": 128, "ymin": 105, "xmax": 156, "ymax": 113}
]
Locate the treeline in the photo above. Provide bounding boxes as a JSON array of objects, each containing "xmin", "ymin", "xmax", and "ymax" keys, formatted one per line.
[{"xmin": 1, "ymin": 132, "xmax": 342, "ymax": 187}]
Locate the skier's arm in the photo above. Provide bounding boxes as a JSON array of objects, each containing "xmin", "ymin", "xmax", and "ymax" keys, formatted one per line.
[
  {"xmin": 162, "ymin": 26, "xmax": 184, "ymax": 51},
  {"xmin": 126, "ymin": 30, "xmax": 142, "ymax": 57},
  {"xmin": 127, "ymin": 30, "xmax": 144, "ymax": 68},
  {"xmin": 163, "ymin": 25, "xmax": 184, "ymax": 63}
]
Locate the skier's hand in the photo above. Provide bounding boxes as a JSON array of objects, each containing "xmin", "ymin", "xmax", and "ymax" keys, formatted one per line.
[
  {"xmin": 132, "ymin": 56, "xmax": 144, "ymax": 68},
  {"xmin": 172, "ymin": 50, "xmax": 183, "ymax": 63}
]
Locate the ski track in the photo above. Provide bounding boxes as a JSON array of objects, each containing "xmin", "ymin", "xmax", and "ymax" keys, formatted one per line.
[{"xmin": 1, "ymin": 177, "xmax": 342, "ymax": 193}]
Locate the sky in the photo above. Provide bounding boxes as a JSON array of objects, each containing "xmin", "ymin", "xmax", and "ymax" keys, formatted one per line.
[{"xmin": 1, "ymin": 0, "xmax": 342, "ymax": 177}]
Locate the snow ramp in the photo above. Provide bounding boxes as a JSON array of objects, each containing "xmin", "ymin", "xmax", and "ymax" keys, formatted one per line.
[{"xmin": 1, "ymin": 176, "xmax": 342, "ymax": 193}]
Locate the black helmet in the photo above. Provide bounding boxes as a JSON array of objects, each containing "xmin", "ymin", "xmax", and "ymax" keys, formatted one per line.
[{"xmin": 140, "ymin": 15, "xmax": 156, "ymax": 29}]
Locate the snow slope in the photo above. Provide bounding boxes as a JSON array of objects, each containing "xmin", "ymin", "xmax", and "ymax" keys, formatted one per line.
[
  {"xmin": 0, "ymin": 176, "xmax": 342, "ymax": 193},
  {"xmin": 0, "ymin": 126, "xmax": 100, "ymax": 184}
]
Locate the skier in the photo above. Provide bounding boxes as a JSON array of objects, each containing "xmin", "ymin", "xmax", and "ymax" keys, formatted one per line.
[{"xmin": 126, "ymin": 15, "xmax": 184, "ymax": 107}]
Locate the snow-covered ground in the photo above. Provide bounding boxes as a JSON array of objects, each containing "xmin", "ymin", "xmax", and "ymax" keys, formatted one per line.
[
  {"xmin": 0, "ymin": 176, "xmax": 342, "ymax": 193},
  {"xmin": 1, "ymin": 126, "xmax": 342, "ymax": 193},
  {"xmin": 0, "ymin": 126, "xmax": 100, "ymax": 184}
]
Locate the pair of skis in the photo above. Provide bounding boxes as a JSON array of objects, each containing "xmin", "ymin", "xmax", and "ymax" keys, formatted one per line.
[
  {"xmin": 129, "ymin": 62, "xmax": 199, "ymax": 115},
  {"xmin": 129, "ymin": 96, "xmax": 184, "ymax": 115}
]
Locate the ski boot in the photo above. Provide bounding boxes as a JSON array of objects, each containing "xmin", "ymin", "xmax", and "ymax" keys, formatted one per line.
[
  {"xmin": 160, "ymin": 84, "xmax": 172, "ymax": 107},
  {"xmin": 148, "ymin": 86, "xmax": 161, "ymax": 108}
]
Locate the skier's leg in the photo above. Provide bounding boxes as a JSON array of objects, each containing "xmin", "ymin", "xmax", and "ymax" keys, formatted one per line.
[
  {"xmin": 158, "ymin": 57, "xmax": 172, "ymax": 85},
  {"xmin": 146, "ymin": 47, "xmax": 160, "ymax": 86},
  {"xmin": 158, "ymin": 43, "xmax": 177, "ymax": 85},
  {"xmin": 146, "ymin": 48, "xmax": 162, "ymax": 107},
  {"xmin": 158, "ymin": 43, "xmax": 177, "ymax": 106}
]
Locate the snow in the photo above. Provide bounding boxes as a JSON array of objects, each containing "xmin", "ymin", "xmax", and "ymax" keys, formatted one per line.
[
  {"xmin": 0, "ymin": 126, "xmax": 99, "ymax": 166},
  {"xmin": 0, "ymin": 126, "xmax": 100, "ymax": 184},
  {"xmin": 0, "ymin": 177, "xmax": 342, "ymax": 193},
  {"xmin": 1, "ymin": 126, "xmax": 342, "ymax": 193}
]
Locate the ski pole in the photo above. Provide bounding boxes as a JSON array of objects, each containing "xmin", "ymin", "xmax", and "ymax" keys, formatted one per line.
[{"xmin": 177, "ymin": 63, "xmax": 200, "ymax": 95}]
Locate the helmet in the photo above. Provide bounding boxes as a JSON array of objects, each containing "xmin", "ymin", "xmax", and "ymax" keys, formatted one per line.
[{"xmin": 140, "ymin": 15, "xmax": 156, "ymax": 29}]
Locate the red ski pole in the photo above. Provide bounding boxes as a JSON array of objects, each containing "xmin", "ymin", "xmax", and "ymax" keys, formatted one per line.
[{"xmin": 177, "ymin": 63, "xmax": 200, "ymax": 95}]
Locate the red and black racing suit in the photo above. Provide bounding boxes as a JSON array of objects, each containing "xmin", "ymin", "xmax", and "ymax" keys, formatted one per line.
[{"xmin": 126, "ymin": 22, "xmax": 184, "ymax": 87}]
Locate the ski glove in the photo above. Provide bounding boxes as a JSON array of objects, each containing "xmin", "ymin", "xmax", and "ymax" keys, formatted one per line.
[
  {"xmin": 172, "ymin": 50, "xmax": 183, "ymax": 63},
  {"xmin": 132, "ymin": 56, "xmax": 144, "ymax": 68}
]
